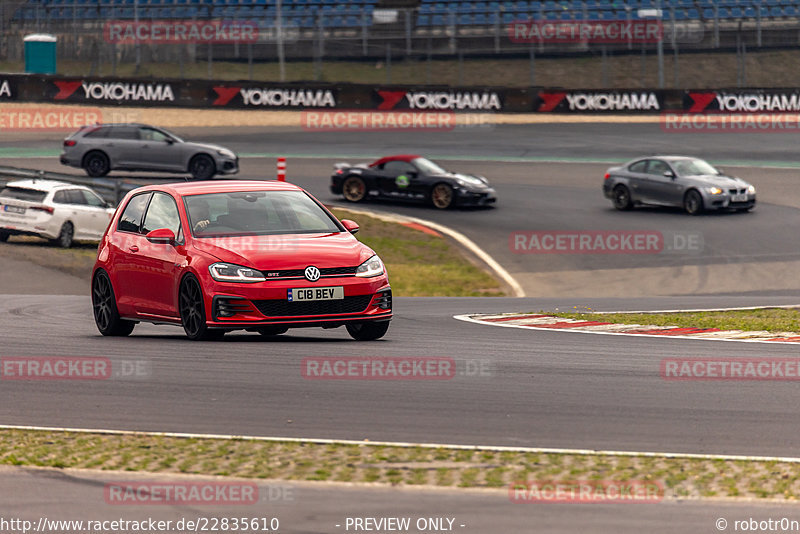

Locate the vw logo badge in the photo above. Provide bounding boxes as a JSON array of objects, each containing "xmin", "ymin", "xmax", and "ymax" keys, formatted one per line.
[{"xmin": 304, "ymin": 266, "xmax": 321, "ymax": 282}]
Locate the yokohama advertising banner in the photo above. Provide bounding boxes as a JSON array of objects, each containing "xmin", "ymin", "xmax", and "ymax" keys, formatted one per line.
[
  {"xmin": 682, "ymin": 89, "xmax": 800, "ymax": 112},
  {"xmin": 534, "ymin": 90, "xmax": 666, "ymax": 113},
  {"xmin": 372, "ymin": 88, "xmax": 506, "ymax": 112},
  {"xmin": 208, "ymin": 84, "xmax": 340, "ymax": 108}
]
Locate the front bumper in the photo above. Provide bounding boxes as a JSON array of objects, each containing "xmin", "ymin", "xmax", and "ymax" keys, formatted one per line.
[
  {"xmin": 216, "ymin": 156, "xmax": 239, "ymax": 175},
  {"xmin": 455, "ymin": 187, "xmax": 497, "ymax": 206},
  {"xmin": 704, "ymin": 193, "xmax": 756, "ymax": 210},
  {"xmin": 201, "ymin": 275, "xmax": 392, "ymax": 329}
]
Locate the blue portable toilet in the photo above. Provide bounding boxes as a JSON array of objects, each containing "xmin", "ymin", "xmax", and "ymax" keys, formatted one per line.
[{"xmin": 24, "ymin": 34, "xmax": 57, "ymax": 74}]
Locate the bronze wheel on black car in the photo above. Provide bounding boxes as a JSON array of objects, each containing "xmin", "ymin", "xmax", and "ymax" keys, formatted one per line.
[
  {"xmin": 342, "ymin": 176, "xmax": 367, "ymax": 202},
  {"xmin": 430, "ymin": 183, "xmax": 454, "ymax": 209}
]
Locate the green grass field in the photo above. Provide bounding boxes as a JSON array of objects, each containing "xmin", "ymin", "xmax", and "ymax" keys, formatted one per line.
[{"xmin": 554, "ymin": 308, "xmax": 800, "ymax": 334}]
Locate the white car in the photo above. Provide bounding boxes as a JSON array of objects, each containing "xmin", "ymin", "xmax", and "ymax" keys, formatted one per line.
[{"xmin": 0, "ymin": 179, "xmax": 115, "ymax": 248}]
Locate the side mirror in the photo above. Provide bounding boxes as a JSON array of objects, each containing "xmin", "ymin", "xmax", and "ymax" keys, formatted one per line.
[
  {"xmin": 341, "ymin": 219, "xmax": 359, "ymax": 235},
  {"xmin": 145, "ymin": 228, "xmax": 176, "ymax": 245},
  {"xmin": 407, "ymin": 170, "xmax": 418, "ymax": 178},
  {"xmin": 165, "ymin": 137, "xmax": 175, "ymax": 144},
  {"xmin": 663, "ymin": 170, "xmax": 675, "ymax": 179}
]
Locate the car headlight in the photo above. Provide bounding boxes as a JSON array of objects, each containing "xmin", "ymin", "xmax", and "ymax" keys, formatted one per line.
[
  {"xmin": 355, "ymin": 255, "xmax": 385, "ymax": 278},
  {"xmin": 217, "ymin": 149, "xmax": 235, "ymax": 158},
  {"xmin": 209, "ymin": 262, "xmax": 265, "ymax": 283},
  {"xmin": 748, "ymin": 185, "xmax": 756, "ymax": 194},
  {"xmin": 707, "ymin": 187, "xmax": 723, "ymax": 195}
]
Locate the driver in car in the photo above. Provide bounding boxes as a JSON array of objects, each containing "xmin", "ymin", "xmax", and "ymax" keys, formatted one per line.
[{"xmin": 190, "ymin": 199, "xmax": 212, "ymax": 234}]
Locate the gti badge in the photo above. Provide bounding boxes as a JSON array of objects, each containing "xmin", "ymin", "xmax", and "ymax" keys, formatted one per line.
[{"xmin": 304, "ymin": 266, "xmax": 321, "ymax": 282}]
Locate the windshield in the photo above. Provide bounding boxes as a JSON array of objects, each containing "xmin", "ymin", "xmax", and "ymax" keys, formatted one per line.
[
  {"xmin": 157, "ymin": 127, "xmax": 182, "ymax": 143},
  {"xmin": 412, "ymin": 157, "xmax": 447, "ymax": 175},
  {"xmin": 184, "ymin": 190, "xmax": 342, "ymax": 237},
  {"xmin": 672, "ymin": 158, "xmax": 719, "ymax": 176}
]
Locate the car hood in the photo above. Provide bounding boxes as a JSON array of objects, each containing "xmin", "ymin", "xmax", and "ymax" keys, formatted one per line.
[
  {"xmin": 184, "ymin": 141, "xmax": 234, "ymax": 155},
  {"xmin": 432, "ymin": 172, "xmax": 491, "ymax": 189},
  {"xmin": 191, "ymin": 231, "xmax": 375, "ymax": 270},
  {"xmin": 683, "ymin": 174, "xmax": 751, "ymax": 187}
]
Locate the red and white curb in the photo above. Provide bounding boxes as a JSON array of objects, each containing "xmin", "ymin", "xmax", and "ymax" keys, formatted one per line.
[{"xmin": 455, "ymin": 312, "xmax": 800, "ymax": 345}]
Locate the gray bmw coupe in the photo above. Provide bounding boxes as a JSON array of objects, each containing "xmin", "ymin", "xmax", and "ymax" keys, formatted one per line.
[{"xmin": 603, "ymin": 156, "xmax": 756, "ymax": 215}]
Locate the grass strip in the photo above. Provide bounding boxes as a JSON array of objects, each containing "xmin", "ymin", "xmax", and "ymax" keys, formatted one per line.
[
  {"xmin": 552, "ymin": 308, "xmax": 800, "ymax": 334},
  {"xmin": 0, "ymin": 209, "xmax": 503, "ymax": 297},
  {"xmin": 1, "ymin": 429, "xmax": 798, "ymax": 501}
]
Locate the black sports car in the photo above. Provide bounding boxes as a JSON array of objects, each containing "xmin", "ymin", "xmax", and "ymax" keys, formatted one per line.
[{"xmin": 330, "ymin": 154, "xmax": 497, "ymax": 209}]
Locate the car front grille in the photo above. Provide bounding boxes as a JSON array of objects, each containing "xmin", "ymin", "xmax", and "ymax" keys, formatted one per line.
[
  {"xmin": 253, "ymin": 294, "xmax": 372, "ymax": 317},
  {"xmin": 260, "ymin": 266, "xmax": 358, "ymax": 280},
  {"xmin": 728, "ymin": 188, "xmax": 746, "ymax": 195}
]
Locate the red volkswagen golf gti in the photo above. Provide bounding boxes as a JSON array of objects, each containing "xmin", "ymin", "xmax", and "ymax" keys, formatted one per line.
[{"xmin": 91, "ymin": 180, "xmax": 391, "ymax": 341}]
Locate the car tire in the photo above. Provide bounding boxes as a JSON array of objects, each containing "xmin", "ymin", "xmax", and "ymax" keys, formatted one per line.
[
  {"xmin": 55, "ymin": 222, "xmax": 74, "ymax": 248},
  {"xmin": 342, "ymin": 176, "xmax": 367, "ymax": 203},
  {"xmin": 92, "ymin": 270, "xmax": 136, "ymax": 337},
  {"xmin": 684, "ymin": 189, "xmax": 704, "ymax": 215},
  {"xmin": 0, "ymin": 232, "xmax": 8, "ymax": 242},
  {"xmin": 83, "ymin": 151, "xmax": 110, "ymax": 178},
  {"xmin": 256, "ymin": 326, "xmax": 289, "ymax": 337},
  {"xmin": 179, "ymin": 274, "xmax": 221, "ymax": 340},
  {"xmin": 430, "ymin": 183, "xmax": 454, "ymax": 209},
  {"xmin": 346, "ymin": 321, "xmax": 390, "ymax": 341},
  {"xmin": 189, "ymin": 154, "xmax": 216, "ymax": 181},
  {"xmin": 612, "ymin": 185, "xmax": 633, "ymax": 211}
]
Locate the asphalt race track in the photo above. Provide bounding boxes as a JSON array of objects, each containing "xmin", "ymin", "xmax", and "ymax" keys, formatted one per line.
[
  {"xmin": 7, "ymin": 466, "xmax": 800, "ymax": 534},
  {"xmin": 4, "ymin": 294, "xmax": 800, "ymax": 456},
  {"xmin": 3, "ymin": 123, "xmax": 800, "ymax": 531},
  {"xmin": 8, "ymin": 123, "xmax": 800, "ymax": 296}
]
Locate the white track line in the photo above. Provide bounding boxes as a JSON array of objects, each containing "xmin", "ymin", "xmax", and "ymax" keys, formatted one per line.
[
  {"xmin": 331, "ymin": 204, "xmax": 525, "ymax": 297},
  {"xmin": 453, "ymin": 313, "xmax": 800, "ymax": 345},
  {"xmin": 2, "ymin": 424, "xmax": 799, "ymax": 463}
]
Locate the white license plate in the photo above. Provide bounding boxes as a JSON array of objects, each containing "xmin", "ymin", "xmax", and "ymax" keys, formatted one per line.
[
  {"xmin": 731, "ymin": 194, "xmax": 747, "ymax": 202},
  {"xmin": 288, "ymin": 286, "xmax": 344, "ymax": 302},
  {"xmin": 3, "ymin": 205, "xmax": 25, "ymax": 214}
]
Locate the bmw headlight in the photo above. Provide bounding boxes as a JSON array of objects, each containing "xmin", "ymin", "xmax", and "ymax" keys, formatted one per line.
[
  {"xmin": 209, "ymin": 262, "xmax": 266, "ymax": 283},
  {"xmin": 355, "ymin": 255, "xmax": 385, "ymax": 278},
  {"xmin": 217, "ymin": 149, "xmax": 236, "ymax": 159},
  {"xmin": 748, "ymin": 185, "xmax": 756, "ymax": 194},
  {"xmin": 707, "ymin": 187, "xmax": 723, "ymax": 195}
]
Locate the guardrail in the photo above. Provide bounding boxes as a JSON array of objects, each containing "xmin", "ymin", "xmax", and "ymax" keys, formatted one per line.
[{"xmin": 0, "ymin": 166, "xmax": 141, "ymax": 204}]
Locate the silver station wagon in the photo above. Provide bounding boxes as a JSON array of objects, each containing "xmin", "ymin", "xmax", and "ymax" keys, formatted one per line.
[{"xmin": 60, "ymin": 123, "xmax": 239, "ymax": 181}]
